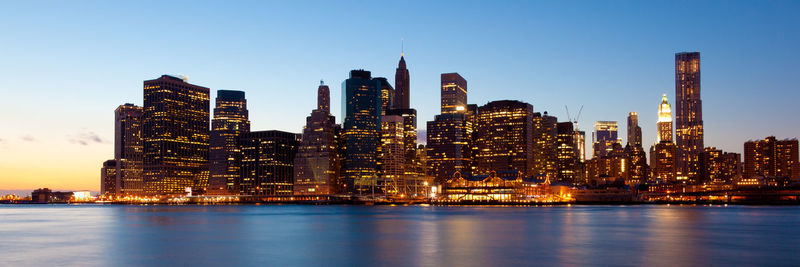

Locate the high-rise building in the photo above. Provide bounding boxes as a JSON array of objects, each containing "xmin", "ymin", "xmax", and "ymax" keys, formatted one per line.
[
  {"xmin": 208, "ymin": 90, "xmax": 250, "ymax": 195},
  {"xmin": 114, "ymin": 103, "xmax": 143, "ymax": 195},
  {"xmin": 575, "ymin": 130, "xmax": 586, "ymax": 163},
  {"xmin": 592, "ymin": 121, "xmax": 619, "ymax": 158},
  {"xmin": 142, "ymin": 75, "xmax": 210, "ymax": 195},
  {"xmin": 625, "ymin": 112, "xmax": 647, "ymax": 185},
  {"xmin": 341, "ymin": 70, "xmax": 382, "ymax": 194},
  {"xmin": 294, "ymin": 82, "xmax": 340, "ymax": 195},
  {"xmin": 427, "ymin": 113, "xmax": 472, "ymax": 184},
  {"xmin": 556, "ymin": 122, "xmax": 581, "ymax": 184},
  {"xmin": 744, "ymin": 137, "xmax": 800, "ymax": 182},
  {"xmin": 627, "ymin": 112, "xmax": 642, "ymax": 147},
  {"xmin": 657, "ymin": 94, "xmax": 673, "ymax": 143},
  {"xmin": 475, "ymin": 100, "xmax": 534, "ymax": 176},
  {"xmin": 675, "ymin": 52, "xmax": 704, "ymax": 182},
  {"xmin": 379, "ymin": 115, "xmax": 405, "ymax": 194},
  {"xmin": 440, "ymin": 73, "xmax": 467, "ymax": 114},
  {"xmin": 699, "ymin": 147, "xmax": 741, "ymax": 185},
  {"xmin": 586, "ymin": 143, "xmax": 628, "ymax": 186},
  {"xmin": 238, "ymin": 130, "xmax": 299, "ymax": 195},
  {"xmin": 394, "ymin": 53, "xmax": 410, "ymax": 109},
  {"xmin": 376, "ymin": 77, "xmax": 394, "ymax": 116},
  {"xmin": 533, "ymin": 112, "xmax": 558, "ymax": 179},
  {"xmin": 101, "ymin": 159, "xmax": 118, "ymax": 195},
  {"xmin": 386, "ymin": 108, "xmax": 423, "ymax": 194}
]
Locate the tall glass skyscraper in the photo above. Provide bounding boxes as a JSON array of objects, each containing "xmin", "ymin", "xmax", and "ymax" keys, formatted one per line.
[
  {"xmin": 114, "ymin": 103, "xmax": 143, "ymax": 195},
  {"xmin": 238, "ymin": 130, "xmax": 299, "ymax": 195},
  {"xmin": 342, "ymin": 70, "xmax": 382, "ymax": 194},
  {"xmin": 208, "ymin": 90, "xmax": 250, "ymax": 195},
  {"xmin": 475, "ymin": 100, "xmax": 535, "ymax": 177},
  {"xmin": 142, "ymin": 75, "xmax": 210, "ymax": 195},
  {"xmin": 675, "ymin": 52, "xmax": 704, "ymax": 182}
]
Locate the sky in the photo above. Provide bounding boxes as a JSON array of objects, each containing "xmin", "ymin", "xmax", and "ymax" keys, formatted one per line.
[{"xmin": 1, "ymin": 0, "xmax": 799, "ymax": 191}]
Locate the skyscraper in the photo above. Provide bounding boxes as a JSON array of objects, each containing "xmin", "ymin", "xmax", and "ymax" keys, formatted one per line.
[
  {"xmin": 294, "ymin": 82, "xmax": 340, "ymax": 195},
  {"xmin": 342, "ymin": 70, "xmax": 382, "ymax": 194},
  {"xmin": 379, "ymin": 115, "xmax": 405, "ymax": 194},
  {"xmin": 675, "ymin": 52, "xmax": 704, "ymax": 182},
  {"xmin": 699, "ymin": 147, "xmax": 741, "ymax": 185},
  {"xmin": 592, "ymin": 121, "xmax": 618, "ymax": 158},
  {"xmin": 440, "ymin": 73, "xmax": 467, "ymax": 114},
  {"xmin": 625, "ymin": 112, "xmax": 647, "ymax": 185},
  {"xmin": 475, "ymin": 100, "xmax": 534, "ymax": 176},
  {"xmin": 394, "ymin": 53, "xmax": 410, "ymax": 109},
  {"xmin": 627, "ymin": 112, "xmax": 642, "ymax": 147},
  {"xmin": 657, "ymin": 94, "xmax": 673, "ymax": 143},
  {"xmin": 238, "ymin": 130, "xmax": 299, "ymax": 195},
  {"xmin": 114, "ymin": 103, "xmax": 143, "ymax": 195},
  {"xmin": 533, "ymin": 112, "xmax": 558, "ymax": 179},
  {"xmin": 101, "ymin": 159, "xmax": 118, "ymax": 195},
  {"xmin": 376, "ymin": 77, "xmax": 394, "ymax": 116},
  {"xmin": 208, "ymin": 90, "xmax": 250, "ymax": 195},
  {"xmin": 556, "ymin": 122, "xmax": 581, "ymax": 184},
  {"xmin": 142, "ymin": 75, "xmax": 210, "ymax": 195},
  {"xmin": 651, "ymin": 94, "xmax": 676, "ymax": 183},
  {"xmin": 744, "ymin": 137, "xmax": 800, "ymax": 182}
]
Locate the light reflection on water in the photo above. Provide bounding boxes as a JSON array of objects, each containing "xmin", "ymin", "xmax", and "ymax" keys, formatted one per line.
[{"xmin": 1, "ymin": 205, "xmax": 799, "ymax": 266}]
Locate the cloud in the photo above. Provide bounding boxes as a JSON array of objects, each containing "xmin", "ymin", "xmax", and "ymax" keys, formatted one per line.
[
  {"xmin": 68, "ymin": 131, "xmax": 107, "ymax": 146},
  {"xmin": 21, "ymin": 135, "xmax": 36, "ymax": 142}
]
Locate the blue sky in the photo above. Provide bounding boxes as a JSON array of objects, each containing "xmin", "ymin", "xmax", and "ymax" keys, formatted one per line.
[{"xmin": 1, "ymin": 0, "xmax": 799, "ymax": 190}]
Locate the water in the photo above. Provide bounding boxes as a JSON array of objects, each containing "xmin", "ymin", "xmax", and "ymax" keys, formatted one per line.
[{"xmin": 1, "ymin": 205, "xmax": 799, "ymax": 266}]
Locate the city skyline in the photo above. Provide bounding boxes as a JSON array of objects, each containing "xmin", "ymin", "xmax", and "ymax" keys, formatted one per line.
[{"xmin": 2, "ymin": 1, "xmax": 800, "ymax": 191}]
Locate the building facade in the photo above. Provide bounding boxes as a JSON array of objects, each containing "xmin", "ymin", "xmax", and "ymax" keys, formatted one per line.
[
  {"xmin": 101, "ymin": 159, "xmax": 118, "ymax": 195},
  {"xmin": 533, "ymin": 112, "xmax": 558, "ymax": 180},
  {"xmin": 744, "ymin": 137, "xmax": 800, "ymax": 182},
  {"xmin": 238, "ymin": 130, "xmax": 299, "ymax": 195},
  {"xmin": 142, "ymin": 75, "xmax": 210, "ymax": 195},
  {"xmin": 675, "ymin": 52, "xmax": 704, "ymax": 183},
  {"xmin": 208, "ymin": 90, "xmax": 250, "ymax": 195},
  {"xmin": 394, "ymin": 54, "xmax": 410, "ymax": 109},
  {"xmin": 440, "ymin": 73, "xmax": 467, "ymax": 114},
  {"xmin": 341, "ymin": 70, "xmax": 382, "ymax": 194},
  {"xmin": 474, "ymin": 100, "xmax": 534, "ymax": 177},
  {"xmin": 114, "ymin": 103, "xmax": 144, "ymax": 195},
  {"xmin": 593, "ymin": 121, "xmax": 619, "ymax": 158},
  {"xmin": 294, "ymin": 83, "xmax": 340, "ymax": 195}
]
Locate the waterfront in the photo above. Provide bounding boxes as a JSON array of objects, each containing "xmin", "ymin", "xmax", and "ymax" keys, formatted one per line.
[{"xmin": 1, "ymin": 205, "xmax": 799, "ymax": 266}]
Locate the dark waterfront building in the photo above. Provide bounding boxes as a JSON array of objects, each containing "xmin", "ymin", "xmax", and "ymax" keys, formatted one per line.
[
  {"xmin": 114, "ymin": 103, "xmax": 143, "ymax": 195},
  {"xmin": 142, "ymin": 75, "xmax": 210, "ymax": 195},
  {"xmin": 744, "ymin": 137, "xmax": 800, "ymax": 182},
  {"xmin": 593, "ymin": 121, "xmax": 619, "ymax": 158},
  {"xmin": 341, "ymin": 70, "xmax": 382, "ymax": 194},
  {"xmin": 440, "ymin": 73, "xmax": 467, "ymax": 114},
  {"xmin": 532, "ymin": 112, "xmax": 558, "ymax": 180},
  {"xmin": 556, "ymin": 122, "xmax": 582, "ymax": 184},
  {"xmin": 394, "ymin": 53, "xmax": 410, "ymax": 109},
  {"xmin": 475, "ymin": 100, "xmax": 534, "ymax": 177},
  {"xmin": 101, "ymin": 159, "xmax": 118, "ymax": 195},
  {"xmin": 675, "ymin": 52, "xmax": 704, "ymax": 183},
  {"xmin": 427, "ymin": 113, "xmax": 472, "ymax": 184},
  {"xmin": 238, "ymin": 130, "xmax": 299, "ymax": 195},
  {"xmin": 294, "ymin": 83, "xmax": 340, "ymax": 195},
  {"xmin": 208, "ymin": 90, "xmax": 250, "ymax": 195},
  {"xmin": 699, "ymin": 147, "xmax": 741, "ymax": 185},
  {"xmin": 627, "ymin": 112, "xmax": 642, "ymax": 147},
  {"xmin": 587, "ymin": 143, "xmax": 628, "ymax": 186}
]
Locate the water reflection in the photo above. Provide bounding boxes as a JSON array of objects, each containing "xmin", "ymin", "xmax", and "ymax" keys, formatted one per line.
[{"xmin": 1, "ymin": 205, "xmax": 800, "ymax": 265}]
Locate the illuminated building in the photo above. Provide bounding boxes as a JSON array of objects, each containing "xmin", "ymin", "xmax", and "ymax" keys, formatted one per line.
[
  {"xmin": 556, "ymin": 122, "xmax": 582, "ymax": 184},
  {"xmin": 238, "ymin": 130, "xmax": 299, "ymax": 195},
  {"xmin": 440, "ymin": 73, "xmax": 467, "ymax": 114},
  {"xmin": 294, "ymin": 82, "xmax": 340, "ymax": 195},
  {"xmin": 592, "ymin": 121, "xmax": 619, "ymax": 158},
  {"xmin": 586, "ymin": 143, "xmax": 628, "ymax": 186},
  {"xmin": 101, "ymin": 159, "xmax": 118, "ymax": 195},
  {"xmin": 379, "ymin": 115, "xmax": 405, "ymax": 194},
  {"xmin": 142, "ymin": 75, "xmax": 210, "ymax": 195},
  {"xmin": 376, "ymin": 77, "xmax": 394, "ymax": 116},
  {"xmin": 427, "ymin": 113, "xmax": 472, "ymax": 184},
  {"xmin": 386, "ymin": 108, "xmax": 425, "ymax": 195},
  {"xmin": 533, "ymin": 112, "xmax": 558, "ymax": 180},
  {"xmin": 575, "ymin": 130, "xmax": 586, "ymax": 163},
  {"xmin": 699, "ymin": 147, "xmax": 741, "ymax": 185},
  {"xmin": 341, "ymin": 70, "xmax": 382, "ymax": 194},
  {"xmin": 440, "ymin": 171, "xmax": 551, "ymax": 202},
  {"xmin": 475, "ymin": 100, "xmax": 534, "ymax": 177},
  {"xmin": 657, "ymin": 94, "xmax": 673, "ymax": 142},
  {"xmin": 208, "ymin": 90, "xmax": 250, "ymax": 195},
  {"xmin": 114, "ymin": 103, "xmax": 144, "ymax": 195},
  {"xmin": 675, "ymin": 52, "xmax": 704, "ymax": 182},
  {"xmin": 744, "ymin": 136, "xmax": 800, "ymax": 182},
  {"xmin": 394, "ymin": 53, "xmax": 410, "ymax": 109},
  {"xmin": 625, "ymin": 112, "xmax": 647, "ymax": 185}
]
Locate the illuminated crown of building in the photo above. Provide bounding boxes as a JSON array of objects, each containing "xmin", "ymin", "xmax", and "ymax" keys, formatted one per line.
[{"xmin": 658, "ymin": 94, "xmax": 672, "ymax": 123}]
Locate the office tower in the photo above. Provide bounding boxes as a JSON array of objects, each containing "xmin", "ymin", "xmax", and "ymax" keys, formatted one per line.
[
  {"xmin": 533, "ymin": 112, "xmax": 558, "ymax": 179},
  {"xmin": 475, "ymin": 100, "xmax": 534, "ymax": 176},
  {"xmin": 586, "ymin": 143, "xmax": 628, "ymax": 186},
  {"xmin": 379, "ymin": 115, "xmax": 405, "ymax": 194},
  {"xmin": 575, "ymin": 130, "xmax": 586, "ymax": 163},
  {"xmin": 394, "ymin": 53, "xmax": 410, "ymax": 109},
  {"xmin": 657, "ymin": 94, "xmax": 673, "ymax": 143},
  {"xmin": 294, "ymin": 82, "xmax": 340, "ymax": 195},
  {"xmin": 208, "ymin": 90, "xmax": 250, "ymax": 195},
  {"xmin": 625, "ymin": 112, "xmax": 647, "ymax": 185},
  {"xmin": 341, "ymin": 70, "xmax": 382, "ymax": 194},
  {"xmin": 700, "ymin": 147, "xmax": 741, "ymax": 185},
  {"xmin": 592, "ymin": 121, "xmax": 619, "ymax": 158},
  {"xmin": 101, "ymin": 159, "xmax": 118, "ymax": 195},
  {"xmin": 114, "ymin": 103, "xmax": 143, "ymax": 195},
  {"xmin": 386, "ymin": 108, "xmax": 422, "ymax": 194},
  {"xmin": 627, "ymin": 112, "xmax": 642, "ymax": 147},
  {"xmin": 142, "ymin": 75, "xmax": 210, "ymax": 195},
  {"xmin": 427, "ymin": 113, "xmax": 472, "ymax": 184},
  {"xmin": 744, "ymin": 137, "xmax": 800, "ymax": 182},
  {"xmin": 238, "ymin": 130, "xmax": 299, "ymax": 195},
  {"xmin": 440, "ymin": 73, "xmax": 467, "ymax": 114},
  {"xmin": 376, "ymin": 77, "xmax": 394, "ymax": 116},
  {"xmin": 675, "ymin": 52, "xmax": 704, "ymax": 182},
  {"xmin": 556, "ymin": 122, "xmax": 581, "ymax": 184}
]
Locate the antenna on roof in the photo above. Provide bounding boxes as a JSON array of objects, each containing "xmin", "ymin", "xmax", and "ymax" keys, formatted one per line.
[{"xmin": 401, "ymin": 38, "xmax": 404, "ymax": 56}]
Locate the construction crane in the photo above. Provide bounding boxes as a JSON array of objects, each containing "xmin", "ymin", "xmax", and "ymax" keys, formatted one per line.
[{"xmin": 565, "ymin": 105, "xmax": 584, "ymax": 130}]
